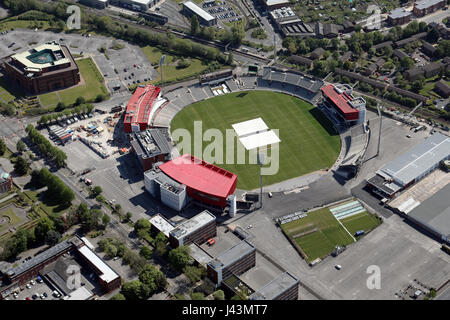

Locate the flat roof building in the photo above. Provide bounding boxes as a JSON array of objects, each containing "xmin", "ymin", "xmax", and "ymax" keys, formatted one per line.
[
  {"xmin": 76, "ymin": 245, "xmax": 121, "ymax": 292},
  {"xmin": 413, "ymin": 0, "xmax": 445, "ymax": 17},
  {"xmin": 2, "ymin": 41, "xmax": 80, "ymax": 94},
  {"xmin": 388, "ymin": 8, "xmax": 412, "ymax": 26},
  {"xmin": 109, "ymin": 0, "xmax": 153, "ymax": 11},
  {"xmin": 130, "ymin": 128, "xmax": 172, "ymax": 171},
  {"xmin": 207, "ymin": 239, "xmax": 256, "ymax": 286},
  {"xmin": 406, "ymin": 184, "xmax": 450, "ymax": 243},
  {"xmin": 169, "ymin": 210, "xmax": 217, "ymax": 248},
  {"xmin": 182, "ymin": 1, "xmax": 217, "ymax": 26},
  {"xmin": 79, "ymin": 0, "xmax": 108, "ymax": 9},
  {"xmin": 367, "ymin": 133, "xmax": 450, "ymax": 198},
  {"xmin": 249, "ymin": 272, "xmax": 299, "ymax": 300},
  {"xmin": 149, "ymin": 214, "xmax": 175, "ymax": 238},
  {"xmin": 263, "ymin": 0, "xmax": 290, "ymax": 10}
]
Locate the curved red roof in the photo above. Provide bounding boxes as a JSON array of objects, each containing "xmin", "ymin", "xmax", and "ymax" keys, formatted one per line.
[{"xmin": 159, "ymin": 154, "xmax": 237, "ymax": 199}]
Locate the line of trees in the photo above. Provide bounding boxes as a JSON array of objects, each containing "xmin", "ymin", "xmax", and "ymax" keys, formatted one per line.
[
  {"xmin": 25, "ymin": 124, "xmax": 67, "ymax": 168},
  {"xmin": 38, "ymin": 168, "xmax": 74, "ymax": 206}
]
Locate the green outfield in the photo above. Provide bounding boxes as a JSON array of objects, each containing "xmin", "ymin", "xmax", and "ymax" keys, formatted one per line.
[
  {"xmin": 170, "ymin": 90, "xmax": 341, "ymax": 190},
  {"xmin": 340, "ymin": 211, "xmax": 382, "ymax": 238},
  {"xmin": 281, "ymin": 207, "xmax": 354, "ymax": 262}
]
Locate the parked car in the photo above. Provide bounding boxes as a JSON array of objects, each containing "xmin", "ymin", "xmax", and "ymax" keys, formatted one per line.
[{"xmin": 335, "ymin": 265, "xmax": 342, "ymax": 270}]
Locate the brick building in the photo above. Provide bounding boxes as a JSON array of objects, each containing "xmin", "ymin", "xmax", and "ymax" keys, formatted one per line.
[
  {"xmin": 413, "ymin": 0, "xmax": 445, "ymax": 17},
  {"xmin": 130, "ymin": 128, "xmax": 172, "ymax": 172},
  {"xmin": 249, "ymin": 272, "xmax": 299, "ymax": 300},
  {"xmin": 2, "ymin": 41, "xmax": 80, "ymax": 94},
  {"xmin": 168, "ymin": 210, "xmax": 217, "ymax": 248},
  {"xmin": 207, "ymin": 240, "xmax": 256, "ymax": 286}
]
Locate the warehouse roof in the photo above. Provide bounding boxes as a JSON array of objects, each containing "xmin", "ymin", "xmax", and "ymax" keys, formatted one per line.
[
  {"xmin": 159, "ymin": 154, "xmax": 237, "ymax": 199},
  {"xmin": 6, "ymin": 238, "xmax": 78, "ymax": 278},
  {"xmin": 182, "ymin": 1, "xmax": 215, "ymax": 22},
  {"xmin": 377, "ymin": 133, "xmax": 450, "ymax": 186},
  {"xmin": 170, "ymin": 210, "xmax": 216, "ymax": 240},
  {"xmin": 249, "ymin": 272, "xmax": 299, "ymax": 300},
  {"xmin": 408, "ymin": 183, "xmax": 450, "ymax": 241}
]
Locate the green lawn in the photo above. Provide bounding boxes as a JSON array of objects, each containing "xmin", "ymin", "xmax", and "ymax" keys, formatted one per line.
[
  {"xmin": 141, "ymin": 46, "xmax": 210, "ymax": 85},
  {"xmin": 340, "ymin": 212, "xmax": 382, "ymax": 237},
  {"xmin": 281, "ymin": 207, "xmax": 354, "ymax": 262},
  {"xmin": 0, "ymin": 20, "xmax": 51, "ymax": 33},
  {"xmin": 1, "ymin": 207, "xmax": 23, "ymax": 226},
  {"xmin": 0, "ymin": 76, "xmax": 24, "ymax": 103},
  {"xmin": 170, "ymin": 91, "xmax": 341, "ymax": 190},
  {"xmin": 38, "ymin": 58, "xmax": 108, "ymax": 107}
]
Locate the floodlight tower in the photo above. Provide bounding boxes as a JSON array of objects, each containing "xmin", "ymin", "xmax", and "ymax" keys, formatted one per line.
[
  {"xmin": 257, "ymin": 152, "xmax": 265, "ymax": 209},
  {"xmin": 376, "ymin": 103, "xmax": 382, "ymax": 157},
  {"xmin": 160, "ymin": 55, "xmax": 166, "ymax": 96}
]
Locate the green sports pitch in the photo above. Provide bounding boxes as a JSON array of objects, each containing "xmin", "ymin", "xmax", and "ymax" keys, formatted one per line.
[{"xmin": 170, "ymin": 90, "xmax": 341, "ymax": 190}]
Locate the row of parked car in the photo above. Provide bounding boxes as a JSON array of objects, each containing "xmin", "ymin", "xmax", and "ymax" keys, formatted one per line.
[{"xmin": 60, "ymin": 112, "xmax": 93, "ymax": 127}]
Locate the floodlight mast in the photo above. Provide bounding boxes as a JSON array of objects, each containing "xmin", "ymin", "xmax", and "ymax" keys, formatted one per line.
[
  {"xmin": 257, "ymin": 151, "xmax": 265, "ymax": 209},
  {"xmin": 376, "ymin": 104, "xmax": 382, "ymax": 157},
  {"xmin": 160, "ymin": 55, "xmax": 165, "ymax": 96}
]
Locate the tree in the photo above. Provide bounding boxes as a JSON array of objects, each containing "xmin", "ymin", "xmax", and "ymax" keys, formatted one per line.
[
  {"xmin": 35, "ymin": 217, "xmax": 55, "ymax": 242},
  {"xmin": 110, "ymin": 293, "xmax": 126, "ymax": 300},
  {"xmin": 183, "ymin": 265, "xmax": 203, "ymax": 284},
  {"xmin": 14, "ymin": 156, "xmax": 29, "ymax": 175},
  {"xmin": 154, "ymin": 232, "xmax": 167, "ymax": 244},
  {"xmin": 168, "ymin": 246, "xmax": 191, "ymax": 271},
  {"xmin": 55, "ymin": 102, "xmax": 66, "ymax": 112},
  {"xmin": 190, "ymin": 292, "xmax": 205, "ymax": 300},
  {"xmin": 92, "ymin": 185, "xmax": 103, "ymax": 197},
  {"xmin": 155, "ymin": 241, "xmax": 168, "ymax": 257},
  {"xmin": 0, "ymin": 138, "xmax": 6, "ymax": 156},
  {"xmin": 75, "ymin": 96, "xmax": 86, "ymax": 106},
  {"xmin": 140, "ymin": 246, "xmax": 153, "ymax": 260},
  {"xmin": 213, "ymin": 290, "xmax": 225, "ymax": 300},
  {"xmin": 412, "ymin": 78, "xmax": 425, "ymax": 92},
  {"xmin": 121, "ymin": 280, "xmax": 144, "ymax": 300},
  {"xmin": 139, "ymin": 264, "xmax": 167, "ymax": 294},
  {"xmin": 400, "ymin": 57, "xmax": 414, "ymax": 69},
  {"xmin": 16, "ymin": 140, "xmax": 26, "ymax": 153},
  {"xmin": 102, "ymin": 214, "xmax": 111, "ymax": 227},
  {"xmin": 125, "ymin": 212, "xmax": 133, "ymax": 222},
  {"xmin": 45, "ymin": 230, "xmax": 61, "ymax": 245},
  {"xmin": 190, "ymin": 15, "xmax": 199, "ymax": 35},
  {"xmin": 105, "ymin": 244, "xmax": 118, "ymax": 258},
  {"xmin": 134, "ymin": 219, "xmax": 151, "ymax": 234}
]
